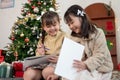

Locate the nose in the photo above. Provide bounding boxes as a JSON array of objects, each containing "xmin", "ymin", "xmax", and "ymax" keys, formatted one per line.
[
  {"xmin": 69, "ymin": 24, "xmax": 73, "ymax": 30},
  {"xmin": 50, "ymin": 26, "xmax": 55, "ymax": 29}
]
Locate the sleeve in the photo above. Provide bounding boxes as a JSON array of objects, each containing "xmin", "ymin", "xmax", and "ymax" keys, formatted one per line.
[{"xmin": 84, "ymin": 29, "xmax": 109, "ymax": 72}]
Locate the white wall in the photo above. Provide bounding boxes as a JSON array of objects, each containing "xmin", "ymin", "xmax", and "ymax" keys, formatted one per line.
[
  {"xmin": 0, "ymin": 0, "xmax": 120, "ymax": 63},
  {"xmin": 0, "ymin": 0, "xmax": 27, "ymax": 49}
]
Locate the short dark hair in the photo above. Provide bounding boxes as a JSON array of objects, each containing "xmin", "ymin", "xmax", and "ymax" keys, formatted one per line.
[{"xmin": 64, "ymin": 5, "xmax": 96, "ymax": 38}]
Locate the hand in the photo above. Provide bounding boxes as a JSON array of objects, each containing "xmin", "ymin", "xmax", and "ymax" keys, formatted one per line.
[
  {"xmin": 47, "ymin": 74, "xmax": 59, "ymax": 80},
  {"xmin": 48, "ymin": 55, "xmax": 58, "ymax": 63},
  {"xmin": 73, "ymin": 60, "xmax": 87, "ymax": 72},
  {"xmin": 36, "ymin": 44, "xmax": 45, "ymax": 55}
]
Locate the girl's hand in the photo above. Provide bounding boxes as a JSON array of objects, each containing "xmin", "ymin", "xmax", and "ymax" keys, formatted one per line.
[
  {"xmin": 48, "ymin": 55, "xmax": 58, "ymax": 63},
  {"xmin": 73, "ymin": 60, "xmax": 87, "ymax": 72},
  {"xmin": 36, "ymin": 44, "xmax": 45, "ymax": 56}
]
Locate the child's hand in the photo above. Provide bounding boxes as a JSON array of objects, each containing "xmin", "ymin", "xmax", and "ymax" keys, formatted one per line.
[
  {"xmin": 73, "ymin": 60, "xmax": 87, "ymax": 72},
  {"xmin": 36, "ymin": 44, "xmax": 45, "ymax": 56},
  {"xmin": 48, "ymin": 55, "xmax": 58, "ymax": 63}
]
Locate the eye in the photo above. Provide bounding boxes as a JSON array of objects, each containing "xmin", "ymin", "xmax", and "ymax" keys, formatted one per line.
[
  {"xmin": 71, "ymin": 21, "xmax": 74, "ymax": 24},
  {"xmin": 53, "ymin": 24, "xmax": 56, "ymax": 26},
  {"xmin": 46, "ymin": 25, "xmax": 51, "ymax": 28}
]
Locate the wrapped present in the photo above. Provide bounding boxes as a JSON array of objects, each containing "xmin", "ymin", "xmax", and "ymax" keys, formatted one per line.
[
  {"xmin": 0, "ymin": 49, "xmax": 4, "ymax": 63},
  {"xmin": 0, "ymin": 56, "xmax": 4, "ymax": 63},
  {"xmin": 12, "ymin": 61, "xmax": 23, "ymax": 71},
  {"xmin": 14, "ymin": 71, "xmax": 24, "ymax": 77},
  {"xmin": 0, "ymin": 62, "xmax": 13, "ymax": 78}
]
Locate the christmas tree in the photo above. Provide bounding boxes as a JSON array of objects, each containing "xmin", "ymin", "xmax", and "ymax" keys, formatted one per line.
[{"xmin": 4, "ymin": 0, "xmax": 57, "ymax": 63}]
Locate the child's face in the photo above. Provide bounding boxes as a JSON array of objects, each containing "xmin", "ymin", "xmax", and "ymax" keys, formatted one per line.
[
  {"xmin": 43, "ymin": 20, "xmax": 60, "ymax": 36},
  {"xmin": 67, "ymin": 15, "xmax": 82, "ymax": 33}
]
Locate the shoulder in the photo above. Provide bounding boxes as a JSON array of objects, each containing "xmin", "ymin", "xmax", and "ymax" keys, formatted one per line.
[
  {"xmin": 95, "ymin": 27, "xmax": 105, "ymax": 38},
  {"xmin": 89, "ymin": 26, "xmax": 105, "ymax": 40}
]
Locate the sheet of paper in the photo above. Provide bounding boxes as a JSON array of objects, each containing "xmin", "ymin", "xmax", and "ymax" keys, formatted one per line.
[{"xmin": 55, "ymin": 37, "xmax": 85, "ymax": 80}]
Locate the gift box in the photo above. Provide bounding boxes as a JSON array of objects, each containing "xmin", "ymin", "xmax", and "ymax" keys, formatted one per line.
[
  {"xmin": 12, "ymin": 61, "xmax": 23, "ymax": 71},
  {"xmin": 0, "ymin": 49, "xmax": 4, "ymax": 63},
  {"xmin": 12, "ymin": 61, "xmax": 24, "ymax": 78},
  {"xmin": 0, "ymin": 56, "xmax": 4, "ymax": 63},
  {"xmin": 14, "ymin": 71, "xmax": 24, "ymax": 77},
  {"xmin": 0, "ymin": 62, "xmax": 13, "ymax": 78}
]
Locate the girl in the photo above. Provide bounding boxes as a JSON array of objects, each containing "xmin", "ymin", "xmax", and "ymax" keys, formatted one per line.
[
  {"xmin": 24, "ymin": 11, "xmax": 68, "ymax": 80},
  {"xmin": 64, "ymin": 5, "xmax": 113, "ymax": 80}
]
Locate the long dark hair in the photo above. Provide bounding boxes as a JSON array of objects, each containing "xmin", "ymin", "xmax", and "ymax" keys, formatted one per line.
[
  {"xmin": 64, "ymin": 5, "xmax": 96, "ymax": 39},
  {"xmin": 41, "ymin": 11, "xmax": 60, "ymax": 43}
]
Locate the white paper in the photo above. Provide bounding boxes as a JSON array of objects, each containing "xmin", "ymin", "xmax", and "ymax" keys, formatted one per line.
[{"xmin": 55, "ymin": 37, "xmax": 85, "ymax": 80}]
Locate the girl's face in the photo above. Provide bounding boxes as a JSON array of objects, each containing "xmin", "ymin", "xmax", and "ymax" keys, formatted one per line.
[
  {"xmin": 67, "ymin": 15, "xmax": 82, "ymax": 33},
  {"xmin": 43, "ymin": 20, "xmax": 60, "ymax": 36}
]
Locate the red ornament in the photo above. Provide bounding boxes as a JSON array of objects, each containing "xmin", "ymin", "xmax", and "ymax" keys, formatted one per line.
[
  {"xmin": 28, "ymin": 0, "xmax": 31, "ymax": 3},
  {"xmin": 32, "ymin": 6, "xmax": 35, "ymax": 9},
  {"xmin": 27, "ymin": 12, "xmax": 31, "ymax": 15},
  {"xmin": 21, "ymin": 8, "xmax": 24, "ymax": 12},
  {"xmin": 38, "ymin": 2, "xmax": 41, "ymax": 5},
  {"xmin": 11, "ymin": 36, "xmax": 15, "ymax": 41},
  {"xmin": 24, "ymin": 37, "xmax": 29, "ymax": 43}
]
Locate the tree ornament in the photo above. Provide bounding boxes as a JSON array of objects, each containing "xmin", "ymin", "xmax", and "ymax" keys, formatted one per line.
[
  {"xmin": 30, "ymin": 14, "xmax": 36, "ymax": 19},
  {"xmin": 28, "ymin": 0, "xmax": 31, "ymax": 3},
  {"xmin": 41, "ymin": 11, "xmax": 45, "ymax": 15},
  {"xmin": 24, "ymin": 37, "xmax": 29, "ymax": 43},
  {"xmin": 37, "ymin": 16, "xmax": 41, "ymax": 20},
  {"xmin": 27, "ymin": 12, "xmax": 31, "ymax": 15},
  {"xmin": 20, "ymin": 33, "xmax": 24, "ymax": 37},
  {"xmin": 12, "ymin": 30, "xmax": 15, "ymax": 34},
  {"xmin": 40, "ymin": 33, "xmax": 42, "ymax": 37},
  {"xmin": 38, "ymin": 2, "xmax": 41, "ymax": 5},
  {"xmin": 32, "ymin": 6, "xmax": 35, "ymax": 9},
  {"xmin": 33, "ymin": 7, "xmax": 39, "ymax": 13},
  {"xmin": 21, "ymin": 8, "xmax": 24, "ymax": 12},
  {"xmin": 43, "ymin": 2, "xmax": 46, "ymax": 5},
  {"xmin": 11, "ymin": 36, "xmax": 15, "ymax": 41},
  {"xmin": 49, "ymin": 7, "xmax": 55, "ymax": 11}
]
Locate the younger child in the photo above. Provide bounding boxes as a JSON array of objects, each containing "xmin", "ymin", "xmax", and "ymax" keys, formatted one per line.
[{"xmin": 24, "ymin": 11, "xmax": 68, "ymax": 80}]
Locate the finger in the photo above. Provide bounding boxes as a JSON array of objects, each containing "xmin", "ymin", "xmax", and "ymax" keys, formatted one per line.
[
  {"xmin": 73, "ymin": 60, "xmax": 81, "ymax": 63},
  {"xmin": 48, "ymin": 59, "xmax": 55, "ymax": 63},
  {"xmin": 47, "ymin": 76, "xmax": 52, "ymax": 80},
  {"xmin": 77, "ymin": 68, "xmax": 82, "ymax": 72}
]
